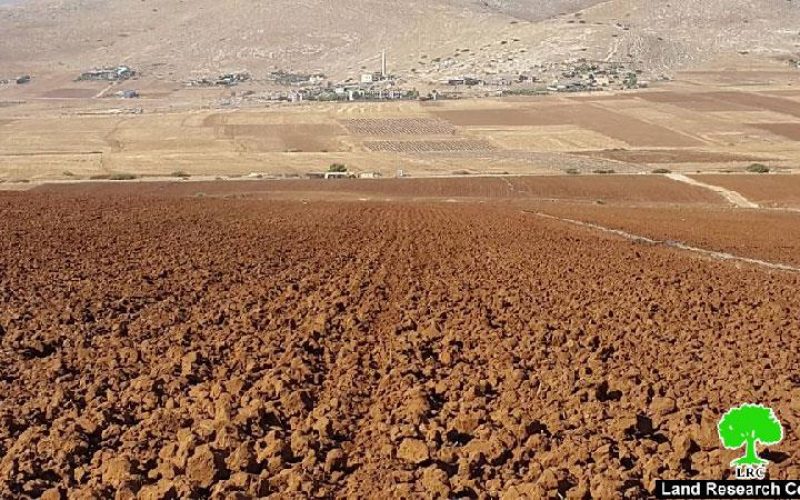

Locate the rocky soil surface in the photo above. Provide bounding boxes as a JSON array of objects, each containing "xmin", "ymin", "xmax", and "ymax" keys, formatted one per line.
[{"xmin": 1, "ymin": 191, "xmax": 799, "ymax": 498}]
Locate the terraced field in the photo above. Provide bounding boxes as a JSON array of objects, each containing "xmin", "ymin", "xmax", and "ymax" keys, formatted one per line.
[{"xmin": 1, "ymin": 178, "xmax": 799, "ymax": 499}]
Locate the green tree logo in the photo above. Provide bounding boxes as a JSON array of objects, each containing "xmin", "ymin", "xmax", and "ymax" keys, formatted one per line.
[{"xmin": 718, "ymin": 404, "xmax": 783, "ymax": 467}]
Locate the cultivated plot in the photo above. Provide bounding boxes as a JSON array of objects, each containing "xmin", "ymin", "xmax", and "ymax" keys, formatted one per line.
[{"xmin": 0, "ymin": 190, "xmax": 798, "ymax": 498}]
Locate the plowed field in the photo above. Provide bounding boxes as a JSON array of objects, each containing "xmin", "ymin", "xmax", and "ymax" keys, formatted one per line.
[
  {"xmin": 34, "ymin": 175, "xmax": 724, "ymax": 205},
  {"xmin": 691, "ymin": 175, "xmax": 800, "ymax": 209},
  {"xmin": 1, "ymin": 186, "xmax": 799, "ymax": 499},
  {"xmin": 538, "ymin": 203, "xmax": 800, "ymax": 267}
]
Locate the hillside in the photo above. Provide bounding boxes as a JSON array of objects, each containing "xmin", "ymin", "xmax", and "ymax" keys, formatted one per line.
[{"xmin": 0, "ymin": 0, "xmax": 798, "ymax": 82}]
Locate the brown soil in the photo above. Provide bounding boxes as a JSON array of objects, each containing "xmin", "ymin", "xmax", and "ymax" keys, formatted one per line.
[
  {"xmin": 540, "ymin": 202, "xmax": 800, "ymax": 267},
  {"xmin": 636, "ymin": 92, "xmax": 751, "ymax": 112},
  {"xmin": 1, "ymin": 190, "xmax": 799, "ymax": 499},
  {"xmin": 705, "ymin": 92, "xmax": 800, "ymax": 119},
  {"xmin": 34, "ymin": 175, "xmax": 725, "ymax": 205},
  {"xmin": 574, "ymin": 149, "xmax": 764, "ymax": 164},
  {"xmin": 691, "ymin": 174, "xmax": 800, "ymax": 209},
  {"xmin": 435, "ymin": 106, "xmax": 703, "ymax": 148}
]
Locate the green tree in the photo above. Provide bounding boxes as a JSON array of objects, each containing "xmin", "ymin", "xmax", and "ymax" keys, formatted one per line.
[
  {"xmin": 328, "ymin": 163, "xmax": 348, "ymax": 173},
  {"xmin": 718, "ymin": 404, "xmax": 783, "ymax": 466}
]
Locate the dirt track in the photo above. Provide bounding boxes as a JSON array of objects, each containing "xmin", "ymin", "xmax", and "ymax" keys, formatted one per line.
[{"xmin": 1, "ymin": 187, "xmax": 799, "ymax": 499}]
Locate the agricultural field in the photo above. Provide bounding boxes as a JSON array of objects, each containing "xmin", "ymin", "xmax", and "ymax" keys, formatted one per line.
[
  {"xmin": 35, "ymin": 175, "xmax": 723, "ymax": 204},
  {"xmin": 691, "ymin": 174, "xmax": 800, "ymax": 209},
  {"xmin": 538, "ymin": 203, "xmax": 800, "ymax": 268},
  {"xmin": 1, "ymin": 176, "xmax": 800, "ymax": 498},
  {"xmin": 5, "ymin": 76, "xmax": 800, "ymax": 183},
  {"xmin": 340, "ymin": 119, "xmax": 456, "ymax": 136},
  {"xmin": 365, "ymin": 140, "xmax": 497, "ymax": 153}
]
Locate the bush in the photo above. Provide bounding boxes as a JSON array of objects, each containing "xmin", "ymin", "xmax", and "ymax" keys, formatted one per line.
[
  {"xmin": 746, "ymin": 163, "xmax": 770, "ymax": 173},
  {"xmin": 565, "ymin": 168, "xmax": 580, "ymax": 175},
  {"xmin": 90, "ymin": 173, "xmax": 137, "ymax": 180},
  {"xmin": 171, "ymin": 171, "xmax": 191, "ymax": 178},
  {"xmin": 110, "ymin": 173, "xmax": 137, "ymax": 180},
  {"xmin": 652, "ymin": 168, "xmax": 672, "ymax": 174},
  {"xmin": 328, "ymin": 163, "xmax": 348, "ymax": 173},
  {"xmin": 593, "ymin": 169, "xmax": 615, "ymax": 175}
]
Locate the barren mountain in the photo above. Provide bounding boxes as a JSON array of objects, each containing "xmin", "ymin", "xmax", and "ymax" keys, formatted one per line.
[{"xmin": 0, "ymin": 0, "xmax": 798, "ymax": 81}]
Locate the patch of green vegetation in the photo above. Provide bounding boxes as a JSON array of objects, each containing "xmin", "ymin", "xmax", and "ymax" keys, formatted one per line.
[
  {"xmin": 746, "ymin": 163, "xmax": 770, "ymax": 173},
  {"xmin": 565, "ymin": 168, "xmax": 580, "ymax": 175},
  {"xmin": 110, "ymin": 173, "xmax": 137, "ymax": 180},
  {"xmin": 328, "ymin": 163, "xmax": 348, "ymax": 173},
  {"xmin": 63, "ymin": 171, "xmax": 76, "ymax": 177},
  {"xmin": 651, "ymin": 168, "xmax": 672, "ymax": 174},
  {"xmin": 90, "ymin": 172, "xmax": 137, "ymax": 181}
]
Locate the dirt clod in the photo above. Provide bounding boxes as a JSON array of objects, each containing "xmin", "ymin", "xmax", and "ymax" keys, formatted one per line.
[
  {"xmin": 397, "ymin": 439, "xmax": 430, "ymax": 464},
  {"xmin": 186, "ymin": 445, "xmax": 224, "ymax": 488}
]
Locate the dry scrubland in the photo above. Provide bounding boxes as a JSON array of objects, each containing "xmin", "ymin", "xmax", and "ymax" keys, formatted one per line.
[
  {"xmin": 1, "ymin": 0, "xmax": 798, "ymax": 84},
  {"xmin": 1, "ymin": 176, "xmax": 800, "ymax": 498}
]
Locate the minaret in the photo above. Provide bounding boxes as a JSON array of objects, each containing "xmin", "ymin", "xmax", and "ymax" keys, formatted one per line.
[{"xmin": 381, "ymin": 50, "xmax": 387, "ymax": 79}]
